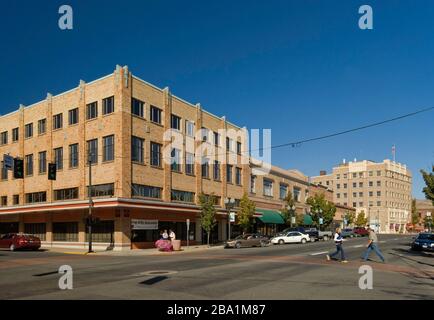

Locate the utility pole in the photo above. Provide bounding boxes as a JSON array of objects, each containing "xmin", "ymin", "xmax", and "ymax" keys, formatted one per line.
[{"xmin": 88, "ymin": 157, "xmax": 94, "ymax": 253}]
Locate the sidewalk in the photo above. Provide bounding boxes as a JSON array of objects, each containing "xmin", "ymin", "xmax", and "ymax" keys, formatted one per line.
[{"xmin": 45, "ymin": 244, "xmax": 225, "ymax": 256}]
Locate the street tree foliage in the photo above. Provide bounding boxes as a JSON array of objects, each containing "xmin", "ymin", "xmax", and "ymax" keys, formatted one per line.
[
  {"xmin": 306, "ymin": 193, "xmax": 336, "ymax": 227},
  {"xmin": 344, "ymin": 211, "xmax": 356, "ymax": 227},
  {"xmin": 355, "ymin": 210, "xmax": 368, "ymax": 227},
  {"xmin": 411, "ymin": 198, "xmax": 420, "ymax": 225},
  {"xmin": 280, "ymin": 191, "xmax": 296, "ymax": 226},
  {"xmin": 199, "ymin": 193, "xmax": 217, "ymax": 246},
  {"xmin": 421, "ymin": 166, "xmax": 434, "ymax": 205},
  {"xmin": 238, "ymin": 193, "xmax": 256, "ymax": 232}
]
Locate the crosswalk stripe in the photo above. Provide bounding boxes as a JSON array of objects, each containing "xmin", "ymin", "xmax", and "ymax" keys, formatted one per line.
[{"xmin": 310, "ymin": 251, "xmax": 329, "ymax": 256}]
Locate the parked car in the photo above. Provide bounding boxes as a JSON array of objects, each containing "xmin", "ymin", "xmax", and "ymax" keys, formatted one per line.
[
  {"xmin": 340, "ymin": 228, "xmax": 356, "ymax": 238},
  {"xmin": 225, "ymin": 233, "xmax": 270, "ymax": 249},
  {"xmin": 0, "ymin": 233, "xmax": 41, "ymax": 251},
  {"xmin": 411, "ymin": 232, "xmax": 434, "ymax": 252},
  {"xmin": 271, "ymin": 231, "xmax": 310, "ymax": 245},
  {"xmin": 305, "ymin": 227, "xmax": 333, "ymax": 241},
  {"xmin": 353, "ymin": 227, "xmax": 369, "ymax": 237},
  {"xmin": 281, "ymin": 227, "xmax": 318, "ymax": 242}
]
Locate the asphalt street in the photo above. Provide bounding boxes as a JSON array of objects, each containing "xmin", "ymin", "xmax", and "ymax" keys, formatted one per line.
[{"xmin": 0, "ymin": 234, "xmax": 432, "ymax": 300}]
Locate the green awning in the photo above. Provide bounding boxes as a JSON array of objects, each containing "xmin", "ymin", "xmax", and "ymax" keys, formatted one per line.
[
  {"xmin": 256, "ymin": 209, "xmax": 285, "ymax": 225},
  {"xmin": 303, "ymin": 214, "xmax": 313, "ymax": 226}
]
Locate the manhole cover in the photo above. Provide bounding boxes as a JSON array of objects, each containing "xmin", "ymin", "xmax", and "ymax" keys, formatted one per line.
[{"xmin": 136, "ymin": 270, "xmax": 178, "ymax": 276}]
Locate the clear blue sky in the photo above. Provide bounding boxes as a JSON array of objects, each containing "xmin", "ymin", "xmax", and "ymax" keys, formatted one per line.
[{"xmin": 0, "ymin": 0, "xmax": 433, "ymax": 198}]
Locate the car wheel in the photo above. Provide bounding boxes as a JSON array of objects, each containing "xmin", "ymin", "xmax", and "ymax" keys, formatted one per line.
[
  {"xmin": 260, "ymin": 241, "xmax": 267, "ymax": 247},
  {"xmin": 9, "ymin": 244, "xmax": 15, "ymax": 252},
  {"xmin": 301, "ymin": 238, "xmax": 307, "ymax": 244},
  {"xmin": 278, "ymin": 239, "xmax": 285, "ymax": 245},
  {"xmin": 310, "ymin": 238, "xmax": 315, "ymax": 243},
  {"xmin": 323, "ymin": 235, "xmax": 328, "ymax": 241},
  {"xmin": 235, "ymin": 242, "xmax": 241, "ymax": 249}
]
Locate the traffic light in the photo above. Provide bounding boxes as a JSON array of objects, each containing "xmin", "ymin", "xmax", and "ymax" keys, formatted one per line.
[
  {"xmin": 48, "ymin": 163, "xmax": 57, "ymax": 180},
  {"xmin": 13, "ymin": 158, "xmax": 24, "ymax": 179}
]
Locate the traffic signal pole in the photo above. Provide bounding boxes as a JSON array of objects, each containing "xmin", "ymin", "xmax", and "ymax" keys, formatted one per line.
[{"xmin": 88, "ymin": 158, "xmax": 94, "ymax": 253}]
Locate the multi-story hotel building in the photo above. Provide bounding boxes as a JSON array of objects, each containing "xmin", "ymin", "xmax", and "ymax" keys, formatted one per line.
[
  {"xmin": 0, "ymin": 65, "xmax": 310, "ymax": 250},
  {"xmin": 311, "ymin": 159, "xmax": 412, "ymax": 233}
]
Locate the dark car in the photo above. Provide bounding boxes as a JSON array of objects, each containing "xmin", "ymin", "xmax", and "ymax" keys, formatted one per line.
[
  {"xmin": 0, "ymin": 233, "xmax": 41, "ymax": 251},
  {"xmin": 353, "ymin": 227, "xmax": 369, "ymax": 237},
  {"xmin": 225, "ymin": 233, "xmax": 270, "ymax": 249},
  {"xmin": 411, "ymin": 233, "xmax": 434, "ymax": 252},
  {"xmin": 340, "ymin": 228, "xmax": 356, "ymax": 238}
]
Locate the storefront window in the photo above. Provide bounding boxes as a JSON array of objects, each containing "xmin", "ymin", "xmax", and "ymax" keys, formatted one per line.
[
  {"xmin": 53, "ymin": 222, "xmax": 78, "ymax": 242},
  {"xmin": 132, "ymin": 221, "xmax": 196, "ymax": 243}
]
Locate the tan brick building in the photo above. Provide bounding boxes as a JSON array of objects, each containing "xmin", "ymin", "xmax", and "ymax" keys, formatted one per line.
[
  {"xmin": 311, "ymin": 159, "xmax": 412, "ymax": 234},
  {"xmin": 0, "ymin": 65, "xmax": 313, "ymax": 249}
]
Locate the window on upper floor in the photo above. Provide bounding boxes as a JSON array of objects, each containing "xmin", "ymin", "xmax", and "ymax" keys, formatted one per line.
[
  {"xmin": 132, "ymin": 98, "xmax": 144, "ymax": 118},
  {"xmin": 38, "ymin": 119, "xmax": 46, "ymax": 135},
  {"xmin": 0, "ymin": 131, "xmax": 8, "ymax": 145},
  {"xmin": 171, "ymin": 148, "xmax": 181, "ymax": 172},
  {"xmin": 25, "ymin": 123, "xmax": 33, "ymax": 138},
  {"xmin": 54, "ymin": 147, "xmax": 63, "ymax": 170},
  {"xmin": 151, "ymin": 142, "xmax": 162, "ymax": 167},
  {"xmin": 68, "ymin": 108, "xmax": 79, "ymax": 125},
  {"xmin": 235, "ymin": 167, "xmax": 242, "ymax": 185},
  {"xmin": 132, "ymin": 136, "xmax": 144, "ymax": 164},
  {"xmin": 263, "ymin": 179, "xmax": 273, "ymax": 197},
  {"xmin": 293, "ymin": 187, "xmax": 301, "ymax": 202},
  {"xmin": 102, "ymin": 96, "xmax": 114, "ymax": 115},
  {"xmin": 86, "ymin": 102, "xmax": 98, "ymax": 120},
  {"xmin": 279, "ymin": 184, "xmax": 288, "ymax": 200},
  {"xmin": 103, "ymin": 135, "xmax": 114, "ymax": 162},
  {"xmin": 150, "ymin": 105, "xmax": 162, "ymax": 124},
  {"xmin": 185, "ymin": 153, "xmax": 195, "ymax": 175},
  {"xmin": 236, "ymin": 142, "xmax": 242, "ymax": 155},
  {"xmin": 171, "ymin": 114, "xmax": 181, "ymax": 131},
  {"xmin": 12, "ymin": 128, "xmax": 19, "ymax": 142},
  {"xmin": 53, "ymin": 114, "xmax": 63, "ymax": 130},
  {"xmin": 186, "ymin": 120, "xmax": 195, "ymax": 137},
  {"xmin": 250, "ymin": 175, "xmax": 256, "ymax": 193}
]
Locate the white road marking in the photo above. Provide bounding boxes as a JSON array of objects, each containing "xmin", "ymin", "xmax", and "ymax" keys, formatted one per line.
[
  {"xmin": 352, "ymin": 245, "xmax": 363, "ymax": 248},
  {"xmin": 379, "ymin": 241, "xmax": 386, "ymax": 243},
  {"xmin": 310, "ymin": 251, "xmax": 329, "ymax": 256}
]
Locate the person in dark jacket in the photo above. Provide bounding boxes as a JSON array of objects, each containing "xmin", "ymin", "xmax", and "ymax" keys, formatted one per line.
[{"xmin": 326, "ymin": 227, "xmax": 348, "ymax": 263}]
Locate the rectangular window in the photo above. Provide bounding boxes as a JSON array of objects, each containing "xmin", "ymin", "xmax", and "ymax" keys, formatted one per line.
[
  {"xmin": 25, "ymin": 192, "xmax": 46, "ymax": 204},
  {"xmin": 1, "ymin": 196, "xmax": 7, "ymax": 207},
  {"xmin": 54, "ymin": 188, "xmax": 79, "ymax": 201},
  {"xmin": 343, "ymin": 183, "xmax": 347, "ymax": 188},
  {"xmin": 337, "ymin": 184, "xmax": 341, "ymax": 189},
  {"xmin": 263, "ymin": 179, "xmax": 273, "ymax": 197},
  {"xmin": 213, "ymin": 161, "xmax": 220, "ymax": 180},
  {"xmin": 131, "ymin": 136, "xmax": 144, "ymax": 164},
  {"xmin": 359, "ymin": 182, "xmax": 363, "ymax": 188},
  {"xmin": 86, "ymin": 102, "xmax": 98, "ymax": 120},
  {"xmin": 186, "ymin": 153, "xmax": 195, "ymax": 175},
  {"xmin": 369, "ymin": 181, "xmax": 373, "ymax": 187},
  {"xmin": 237, "ymin": 142, "xmax": 242, "ymax": 155},
  {"xmin": 13, "ymin": 195, "xmax": 19, "ymax": 205},
  {"xmin": 171, "ymin": 190, "xmax": 195, "ymax": 203},
  {"xmin": 226, "ymin": 165, "xmax": 233, "ymax": 183},
  {"xmin": 250, "ymin": 175, "xmax": 256, "ymax": 193},
  {"xmin": 132, "ymin": 184, "xmax": 162, "ymax": 199},
  {"xmin": 150, "ymin": 106, "xmax": 162, "ymax": 124},
  {"xmin": 25, "ymin": 154, "xmax": 33, "ymax": 176},
  {"xmin": 132, "ymin": 98, "xmax": 144, "ymax": 118},
  {"xmin": 359, "ymin": 192, "xmax": 363, "ymax": 197},
  {"xmin": 377, "ymin": 181, "xmax": 381, "ymax": 187},
  {"xmin": 201, "ymin": 128, "xmax": 209, "ymax": 142},
  {"xmin": 54, "ymin": 147, "xmax": 63, "ymax": 170},
  {"xmin": 226, "ymin": 138, "xmax": 234, "ymax": 151},
  {"xmin": 236, "ymin": 167, "xmax": 242, "ymax": 185},
  {"xmin": 0, "ymin": 131, "xmax": 7, "ymax": 145},
  {"xmin": 377, "ymin": 201, "xmax": 381, "ymax": 206},
  {"xmin": 103, "ymin": 135, "xmax": 114, "ymax": 162},
  {"xmin": 68, "ymin": 108, "xmax": 79, "ymax": 125},
  {"xmin": 171, "ymin": 115, "xmax": 181, "ymax": 130},
  {"xmin": 53, "ymin": 222, "xmax": 78, "ymax": 242},
  {"xmin": 353, "ymin": 202, "xmax": 357, "ymax": 208},
  {"xmin": 171, "ymin": 148, "xmax": 181, "ymax": 172},
  {"xmin": 150, "ymin": 142, "xmax": 162, "ymax": 167},
  {"xmin": 337, "ymin": 194, "xmax": 341, "ymax": 199},
  {"xmin": 201, "ymin": 158, "xmax": 210, "ymax": 178},
  {"xmin": 186, "ymin": 121, "xmax": 195, "ymax": 137},
  {"xmin": 293, "ymin": 187, "xmax": 301, "ymax": 202},
  {"xmin": 280, "ymin": 184, "xmax": 288, "ymax": 200},
  {"xmin": 38, "ymin": 151, "xmax": 47, "ymax": 174},
  {"xmin": 25, "ymin": 223, "xmax": 46, "ymax": 241},
  {"xmin": 377, "ymin": 191, "xmax": 381, "ymax": 197},
  {"xmin": 38, "ymin": 119, "xmax": 46, "ymax": 135},
  {"xmin": 1, "ymin": 161, "xmax": 7, "ymax": 180},
  {"xmin": 369, "ymin": 191, "xmax": 373, "ymax": 197},
  {"xmin": 12, "ymin": 128, "xmax": 19, "ymax": 142},
  {"xmin": 377, "ymin": 171, "xmax": 381, "ymax": 176},
  {"xmin": 214, "ymin": 132, "xmax": 220, "ymax": 146},
  {"xmin": 69, "ymin": 143, "xmax": 79, "ymax": 168},
  {"xmin": 87, "ymin": 183, "xmax": 114, "ymax": 198},
  {"xmin": 353, "ymin": 192, "xmax": 357, "ymax": 197},
  {"xmin": 25, "ymin": 123, "xmax": 33, "ymax": 138},
  {"xmin": 86, "ymin": 220, "xmax": 114, "ymax": 243},
  {"xmin": 353, "ymin": 182, "xmax": 357, "ymax": 188},
  {"xmin": 103, "ymin": 96, "xmax": 114, "ymax": 115},
  {"xmin": 53, "ymin": 113, "xmax": 63, "ymax": 130},
  {"xmin": 87, "ymin": 139, "xmax": 98, "ymax": 164}
]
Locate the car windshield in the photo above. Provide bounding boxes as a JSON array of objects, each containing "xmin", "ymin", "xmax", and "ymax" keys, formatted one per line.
[{"xmin": 417, "ymin": 233, "xmax": 434, "ymax": 240}]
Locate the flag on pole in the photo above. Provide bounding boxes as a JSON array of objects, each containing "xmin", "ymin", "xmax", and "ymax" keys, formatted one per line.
[{"xmin": 392, "ymin": 145, "xmax": 396, "ymax": 162}]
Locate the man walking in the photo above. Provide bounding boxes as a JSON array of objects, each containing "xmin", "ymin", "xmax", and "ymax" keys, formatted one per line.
[
  {"xmin": 362, "ymin": 227, "xmax": 385, "ymax": 263},
  {"xmin": 326, "ymin": 227, "xmax": 348, "ymax": 263}
]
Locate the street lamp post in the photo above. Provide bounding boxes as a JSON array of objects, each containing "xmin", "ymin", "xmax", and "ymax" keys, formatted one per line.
[
  {"xmin": 87, "ymin": 158, "xmax": 94, "ymax": 253},
  {"xmin": 224, "ymin": 198, "xmax": 235, "ymax": 241},
  {"xmin": 288, "ymin": 205, "xmax": 296, "ymax": 228},
  {"xmin": 314, "ymin": 208, "xmax": 323, "ymax": 231}
]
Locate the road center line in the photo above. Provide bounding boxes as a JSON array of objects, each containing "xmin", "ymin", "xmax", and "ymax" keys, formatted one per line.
[{"xmin": 310, "ymin": 251, "xmax": 329, "ymax": 256}]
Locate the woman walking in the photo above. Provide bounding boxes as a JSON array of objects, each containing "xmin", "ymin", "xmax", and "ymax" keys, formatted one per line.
[{"xmin": 326, "ymin": 227, "xmax": 348, "ymax": 263}]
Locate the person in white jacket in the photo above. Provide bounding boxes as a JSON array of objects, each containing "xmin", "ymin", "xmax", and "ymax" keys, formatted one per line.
[{"xmin": 326, "ymin": 228, "xmax": 348, "ymax": 263}]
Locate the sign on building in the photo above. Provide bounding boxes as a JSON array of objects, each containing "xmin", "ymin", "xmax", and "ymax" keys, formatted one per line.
[
  {"xmin": 131, "ymin": 219, "xmax": 158, "ymax": 230},
  {"xmin": 229, "ymin": 212, "xmax": 236, "ymax": 223}
]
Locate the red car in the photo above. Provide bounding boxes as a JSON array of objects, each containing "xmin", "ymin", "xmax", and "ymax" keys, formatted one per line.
[
  {"xmin": 0, "ymin": 233, "xmax": 41, "ymax": 251},
  {"xmin": 353, "ymin": 227, "xmax": 369, "ymax": 237}
]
